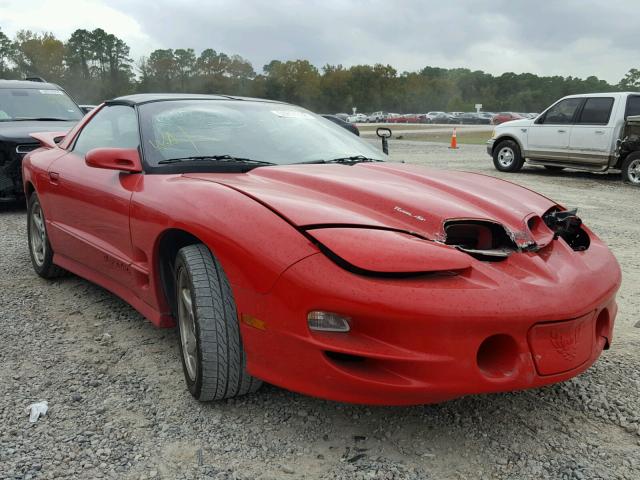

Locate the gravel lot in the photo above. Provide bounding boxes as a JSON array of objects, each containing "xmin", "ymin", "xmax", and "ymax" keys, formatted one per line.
[{"xmin": 1, "ymin": 142, "xmax": 639, "ymax": 479}]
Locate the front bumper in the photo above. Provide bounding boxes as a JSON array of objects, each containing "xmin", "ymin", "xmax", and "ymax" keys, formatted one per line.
[
  {"xmin": 237, "ymin": 235, "xmax": 620, "ymax": 405},
  {"xmin": 486, "ymin": 139, "xmax": 495, "ymax": 156}
]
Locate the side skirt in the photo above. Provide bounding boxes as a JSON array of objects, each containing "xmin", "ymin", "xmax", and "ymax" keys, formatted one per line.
[{"xmin": 53, "ymin": 253, "xmax": 175, "ymax": 328}]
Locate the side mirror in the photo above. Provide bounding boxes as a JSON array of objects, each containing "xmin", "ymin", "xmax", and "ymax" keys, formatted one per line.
[
  {"xmin": 86, "ymin": 148, "xmax": 142, "ymax": 173},
  {"xmin": 376, "ymin": 127, "xmax": 392, "ymax": 154}
]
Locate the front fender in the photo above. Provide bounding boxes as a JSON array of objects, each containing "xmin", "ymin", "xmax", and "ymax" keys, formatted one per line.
[{"xmin": 130, "ymin": 174, "xmax": 320, "ymax": 310}]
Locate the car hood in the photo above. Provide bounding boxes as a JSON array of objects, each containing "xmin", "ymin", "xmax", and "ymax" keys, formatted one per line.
[
  {"xmin": 185, "ymin": 162, "xmax": 556, "ymax": 247},
  {"xmin": 0, "ymin": 120, "xmax": 77, "ymax": 143},
  {"xmin": 496, "ymin": 118, "xmax": 533, "ymax": 129}
]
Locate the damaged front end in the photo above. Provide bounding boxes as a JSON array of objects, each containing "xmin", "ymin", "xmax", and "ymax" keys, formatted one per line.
[{"xmin": 441, "ymin": 207, "xmax": 590, "ymax": 261}]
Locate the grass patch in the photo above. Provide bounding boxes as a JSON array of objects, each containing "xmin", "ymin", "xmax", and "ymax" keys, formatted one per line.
[{"xmin": 392, "ymin": 130, "xmax": 492, "ymax": 145}]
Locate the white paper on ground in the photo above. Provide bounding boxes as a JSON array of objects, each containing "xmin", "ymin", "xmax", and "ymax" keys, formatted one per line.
[{"xmin": 26, "ymin": 401, "xmax": 48, "ymax": 423}]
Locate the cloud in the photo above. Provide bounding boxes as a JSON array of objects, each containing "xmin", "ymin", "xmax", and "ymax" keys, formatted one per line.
[{"xmin": 1, "ymin": 0, "xmax": 638, "ymax": 82}]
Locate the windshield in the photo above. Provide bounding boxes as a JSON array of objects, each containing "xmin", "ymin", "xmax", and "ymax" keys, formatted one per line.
[
  {"xmin": 0, "ymin": 88, "xmax": 83, "ymax": 121},
  {"xmin": 139, "ymin": 100, "xmax": 385, "ymax": 166}
]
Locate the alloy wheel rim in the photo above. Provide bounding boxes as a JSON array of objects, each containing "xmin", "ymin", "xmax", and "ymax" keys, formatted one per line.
[
  {"xmin": 29, "ymin": 201, "xmax": 46, "ymax": 267},
  {"xmin": 498, "ymin": 147, "xmax": 514, "ymax": 167},
  {"xmin": 629, "ymin": 159, "xmax": 640, "ymax": 184},
  {"xmin": 177, "ymin": 268, "xmax": 198, "ymax": 381}
]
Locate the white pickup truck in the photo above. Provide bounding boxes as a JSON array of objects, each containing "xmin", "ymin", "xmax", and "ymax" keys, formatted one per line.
[{"xmin": 487, "ymin": 92, "xmax": 640, "ymax": 185}]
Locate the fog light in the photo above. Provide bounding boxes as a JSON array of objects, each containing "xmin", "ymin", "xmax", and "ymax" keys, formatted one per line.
[{"xmin": 307, "ymin": 311, "xmax": 350, "ymax": 332}]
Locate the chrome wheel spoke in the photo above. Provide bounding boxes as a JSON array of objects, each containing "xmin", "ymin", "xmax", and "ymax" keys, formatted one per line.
[
  {"xmin": 177, "ymin": 273, "xmax": 198, "ymax": 381},
  {"xmin": 29, "ymin": 202, "xmax": 47, "ymax": 266}
]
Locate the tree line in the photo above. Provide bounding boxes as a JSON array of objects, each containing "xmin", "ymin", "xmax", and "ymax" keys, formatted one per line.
[{"xmin": 1, "ymin": 27, "xmax": 639, "ymax": 113}]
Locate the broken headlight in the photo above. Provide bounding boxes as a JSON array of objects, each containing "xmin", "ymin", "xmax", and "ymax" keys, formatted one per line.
[{"xmin": 543, "ymin": 208, "xmax": 590, "ymax": 251}]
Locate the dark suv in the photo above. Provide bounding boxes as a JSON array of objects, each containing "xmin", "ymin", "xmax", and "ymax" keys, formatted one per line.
[{"xmin": 0, "ymin": 79, "xmax": 83, "ymax": 202}]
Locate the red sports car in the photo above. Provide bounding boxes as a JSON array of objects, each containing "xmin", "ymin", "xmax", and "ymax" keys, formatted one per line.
[
  {"xmin": 491, "ymin": 112, "xmax": 524, "ymax": 125},
  {"xmin": 22, "ymin": 94, "xmax": 621, "ymax": 405}
]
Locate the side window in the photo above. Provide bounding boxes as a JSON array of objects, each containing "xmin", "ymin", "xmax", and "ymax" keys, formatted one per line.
[
  {"xmin": 576, "ymin": 97, "xmax": 614, "ymax": 125},
  {"xmin": 625, "ymin": 96, "xmax": 640, "ymax": 118},
  {"xmin": 73, "ymin": 105, "xmax": 139, "ymax": 156},
  {"xmin": 541, "ymin": 98, "xmax": 583, "ymax": 124}
]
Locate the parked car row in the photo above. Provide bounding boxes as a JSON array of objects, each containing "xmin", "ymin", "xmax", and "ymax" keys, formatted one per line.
[{"xmin": 334, "ymin": 111, "xmax": 539, "ymax": 125}]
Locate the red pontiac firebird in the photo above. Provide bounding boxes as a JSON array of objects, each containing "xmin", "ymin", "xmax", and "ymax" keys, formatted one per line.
[{"xmin": 22, "ymin": 94, "xmax": 621, "ymax": 405}]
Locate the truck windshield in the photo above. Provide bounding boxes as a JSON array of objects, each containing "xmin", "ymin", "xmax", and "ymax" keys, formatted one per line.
[{"xmin": 0, "ymin": 88, "xmax": 83, "ymax": 121}]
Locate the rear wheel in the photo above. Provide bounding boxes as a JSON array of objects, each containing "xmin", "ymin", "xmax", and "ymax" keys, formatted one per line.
[
  {"xmin": 621, "ymin": 152, "xmax": 640, "ymax": 186},
  {"xmin": 492, "ymin": 140, "xmax": 524, "ymax": 172},
  {"xmin": 174, "ymin": 244, "xmax": 261, "ymax": 401},
  {"xmin": 27, "ymin": 193, "xmax": 66, "ymax": 279}
]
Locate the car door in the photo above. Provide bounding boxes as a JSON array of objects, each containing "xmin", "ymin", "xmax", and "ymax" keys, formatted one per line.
[
  {"xmin": 527, "ymin": 98, "xmax": 583, "ymax": 161},
  {"xmin": 567, "ymin": 97, "xmax": 616, "ymax": 166},
  {"xmin": 45, "ymin": 104, "xmax": 142, "ymax": 288}
]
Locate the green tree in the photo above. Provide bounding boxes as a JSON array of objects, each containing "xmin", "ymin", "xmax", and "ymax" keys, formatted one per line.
[
  {"xmin": 174, "ymin": 48, "xmax": 196, "ymax": 90},
  {"xmin": 619, "ymin": 68, "xmax": 640, "ymax": 90},
  {"xmin": 0, "ymin": 28, "xmax": 17, "ymax": 78},
  {"xmin": 12, "ymin": 30, "xmax": 65, "ymax": 82}
]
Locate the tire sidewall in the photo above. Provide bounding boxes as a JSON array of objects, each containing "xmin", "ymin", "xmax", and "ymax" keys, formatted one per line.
[{"xmin": 493, "ymin": 140, "xmax": 524, "ymax": 172}]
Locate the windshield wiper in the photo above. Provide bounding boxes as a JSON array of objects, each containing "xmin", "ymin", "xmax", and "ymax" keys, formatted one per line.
[
  {"xmin": 158, "ymin": 155, "xmax": 276, "ymax": 166},
  {"xmin": 11, "ymin": 117, "xmax": 73, "ymax": 121},
  {"xmin": 297, "ymin": 155, "xmax": 384, "ymax": 165}
]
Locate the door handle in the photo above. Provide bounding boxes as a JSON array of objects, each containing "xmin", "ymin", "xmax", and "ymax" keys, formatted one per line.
[
  {"xmin": 557, "ymin": 129, "xmax": 566, "ymax": 133},
  {"xmin": 595, "ymin": 130, "xmax": 605, "ymax": 135},
  {"xmin": 48, "ymin": 171, "xmax": 60, "ymax": 184}
]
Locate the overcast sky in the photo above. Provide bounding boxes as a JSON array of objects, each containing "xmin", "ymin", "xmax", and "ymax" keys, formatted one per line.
[{"xmin": 1, "ymin": 0, "xmax": 637, "ymax": 83}]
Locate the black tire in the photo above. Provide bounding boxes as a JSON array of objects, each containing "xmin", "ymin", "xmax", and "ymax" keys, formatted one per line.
[
  {"xmin": 27, "ymin": 193, "xmax": 66, "ymax": 279},
  {"xmin": 492, "ymin": 139, "xmax": 524, "ymax": 172},
  {"xmin": 544, "ymin": 165, "xmax": 565, "ymax": 171},
  {"xmin": 174, "ymin": 244, "xmax": 261, "ymax": 401},
  {"xmin": 621, "ymin": 152, "xmax": 640, "ymax": 186}
]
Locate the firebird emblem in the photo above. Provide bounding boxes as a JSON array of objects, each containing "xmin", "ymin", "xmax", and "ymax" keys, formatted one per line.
[
  {"xmin": 393, "ymin": 206, "xmax": 425, "ymax": 222},
  {"xmin": 549, "ymin": 324, "xmax": 583, "ymax": 361}
]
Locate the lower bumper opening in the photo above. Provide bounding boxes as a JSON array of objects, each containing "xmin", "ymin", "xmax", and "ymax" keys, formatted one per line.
[
  {"xmin": 476, "ymin": 334, "xmax": 520, "ymax": 378},
  {"xmin": 324, "ymin": 350, "xmax": 366, "ymax": 363}
]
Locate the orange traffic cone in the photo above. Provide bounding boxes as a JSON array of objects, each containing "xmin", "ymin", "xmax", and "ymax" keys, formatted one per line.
[{"xmin": 449, "ymin": 128, "xmax": 458, "ymax": 149}]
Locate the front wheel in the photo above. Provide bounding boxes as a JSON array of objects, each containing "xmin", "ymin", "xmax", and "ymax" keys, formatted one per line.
[
  {"xmin": 492, "ymin": 140, "xmax": 524, "ymax": 172},
  {"xmin": 174, "ymin": 244, "xmax": 262, "ymax": 401},
  {"xmin": 27, "ymin": 193, "xmax": 66, "ymax": 279},
  {"xmin": 621, "ymin": 152, "xmax": 640, "ymax": 186}
]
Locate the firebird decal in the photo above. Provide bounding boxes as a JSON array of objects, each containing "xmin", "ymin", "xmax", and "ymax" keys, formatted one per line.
[{"xmin": 102, "ymin": 253, "xmax": 130, "ymax": 273}]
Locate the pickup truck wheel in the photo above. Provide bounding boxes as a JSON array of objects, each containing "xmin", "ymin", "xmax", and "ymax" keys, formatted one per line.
[
  {"xmin": 27, "ymin": 193, "xmax": 66, "ymax": 279},
  {"xmin": 493, "ymin": 140, "xmax": 524, "ymax": 172},
  {"xmin": 622, "ymin": 152, "xmax": 640, "ymax": 185},
  {"xmin": 174, "ymin": 244, "xmax": 262, "ymax": 401}
]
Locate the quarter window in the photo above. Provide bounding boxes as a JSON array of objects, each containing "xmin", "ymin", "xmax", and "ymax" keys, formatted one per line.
[
  {"xmin": 73, "ymin": 105, "xmax": 139, "ymax": 156},
  {"xmin": 625, "ymin": 96, "xmax": 640, "ymax": 118},
  {"xmin": 576, "ymin": 98, "xmax": 614, "ymax": 125},
  {"xmin": 541, "ymin": 98, "xmax": 583, "ymax": 124}
]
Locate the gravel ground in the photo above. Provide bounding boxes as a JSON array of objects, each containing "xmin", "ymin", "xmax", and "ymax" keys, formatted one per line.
[{"xmin": 1, "ymin": 141, "xmax": 639, "ymax": 479}]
